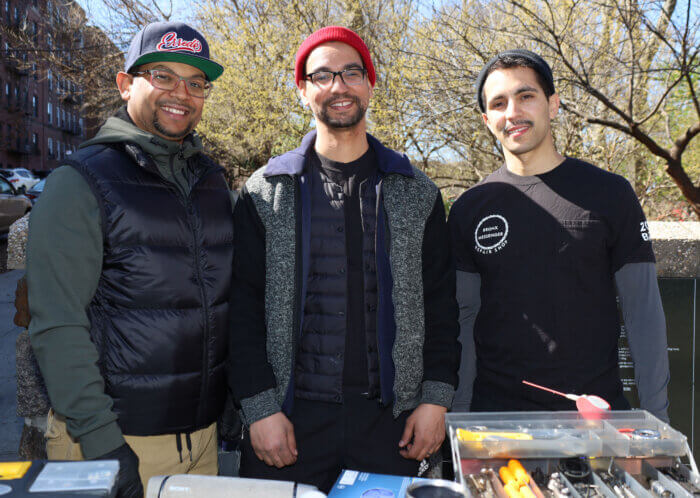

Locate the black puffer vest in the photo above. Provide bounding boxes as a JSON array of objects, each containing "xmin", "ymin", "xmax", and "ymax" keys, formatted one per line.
[
  {"xmin": 296, "ymin": 165, "xmax": 348, "ymax": 402},
  {"xmin": 67, "ymin": 143, "xmax": 233, "ymax": 436},
  {"xmin": 295, "ymin": 163, "xmax": 380, "ymax": 402}
]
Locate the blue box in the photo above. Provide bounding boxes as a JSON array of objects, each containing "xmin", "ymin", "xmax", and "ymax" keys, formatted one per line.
[{"xmin": 327, "ymin": 469, "xmax": 425, "ymax": 497}]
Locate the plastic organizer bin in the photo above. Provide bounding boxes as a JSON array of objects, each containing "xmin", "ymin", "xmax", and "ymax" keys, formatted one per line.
[{"xmin": 446, "ymin": 410, "xmax": 687, "ymax": 461}]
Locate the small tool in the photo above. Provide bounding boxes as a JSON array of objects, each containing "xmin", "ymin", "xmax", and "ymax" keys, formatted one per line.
[
  {"xmin": 508, "ymin": 460, "xmax": 530, "ymax": 486},
  {"xmin": 522, "ymin": 380, "xmax": 610, "ymax": 415},
  {"xmin": 649, "ymin": 479, "xmax": 674, "ymax": 498},
  {"xmin": 457, "ymin": 428, "xmax": 533, "ymax": 442},
  {"xmin": 467, "ymin": 473, "xmax": 497, "ymax": 498},
  {"xmin": 618, "ymin": 428, "xmax": 661, "ymax": 440},
  {"xmin": 500, "ymin": 466, "xmax": 528, "ymax": 498}
]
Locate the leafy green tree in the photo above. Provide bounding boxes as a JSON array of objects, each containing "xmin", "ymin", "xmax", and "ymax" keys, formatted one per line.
[{"xmin": 195, "ymin": 0, "xmax": 426, "ymax": 183}]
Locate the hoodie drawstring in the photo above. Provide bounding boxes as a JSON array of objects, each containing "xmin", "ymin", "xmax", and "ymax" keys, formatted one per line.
[
  {"xmin": 175, "ymin": 432, "xmax": 194, "ymax": 463},
  {"xmin": 175, "ymin": 433, "xmax": 183, "ymax": 463},
  {"xmin": 185, "ymin": 432, "xmax": 193, "ymax": 462}
]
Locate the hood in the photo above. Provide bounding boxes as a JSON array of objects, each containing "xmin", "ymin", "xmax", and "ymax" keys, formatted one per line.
[{"xmin": 80, "ymin": 107, "xmax": 203, "ymax": 162}]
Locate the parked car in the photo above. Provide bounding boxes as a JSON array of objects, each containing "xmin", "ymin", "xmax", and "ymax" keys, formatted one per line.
[
  {"xmin": 0, "ymin": 176, "xmax": 32, "ymax": 232},
  {"xmin": 0, "ymin": 168, "xmax": 40, "ymax": 192},
  {"xmin": 25, "ymin": 178, "xmax": 46, "ymax": 204}
]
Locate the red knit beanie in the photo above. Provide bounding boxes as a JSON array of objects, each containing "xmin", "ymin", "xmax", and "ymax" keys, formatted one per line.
[{"xmin": 295, "ymin": 26, "xmax": 376, "ymax": 87}]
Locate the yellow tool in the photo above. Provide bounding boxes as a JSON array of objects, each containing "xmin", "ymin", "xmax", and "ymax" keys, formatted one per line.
[
  {"xmin": 501, "ymin": 462, "xmax": 537, "ymax": 498},
  {"xmin": 508, "ymin": 459, "xmax": 530, "ymax": 485},
  {"xmin": 503, "ymin": 481, "xmax": 523, "ymax": 498},
  {"xmin": 0, "ymin": 461, "xmax": 31, "ymax": 479},
  {"xmin": 457, "ymin": 428, "xmax": 533, "ymax": 442},
  {"xmin": 519, "ymin": 484, "xmax": 537, "ymax": 498},
  {"xmin": 500, "ymin": 466, "xmax": 517, "ymax": 485}
]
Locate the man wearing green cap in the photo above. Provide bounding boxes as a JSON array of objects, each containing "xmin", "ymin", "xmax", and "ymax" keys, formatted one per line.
[{"xmin": 27, "ymin": 21, "xmax": 231, "ymax": 496}]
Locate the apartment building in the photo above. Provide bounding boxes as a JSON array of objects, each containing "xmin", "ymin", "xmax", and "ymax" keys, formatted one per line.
[{"xmin": 0, "ymin": 0, "xmax": 100, "ymax": 173}]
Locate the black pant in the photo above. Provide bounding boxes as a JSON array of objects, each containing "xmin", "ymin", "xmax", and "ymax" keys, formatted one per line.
[{"xmin": 240, "ymin": 393, "xmax": 420, "ymax": 493}]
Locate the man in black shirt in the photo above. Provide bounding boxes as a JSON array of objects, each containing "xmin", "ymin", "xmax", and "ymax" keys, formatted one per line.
[
  {"xmin": 228, "ymin": 26, "xmax": 460, "ymax": 492},
  {"xmin": 449, "ymin": 49, "xmax": 669, "ymax": 420}
]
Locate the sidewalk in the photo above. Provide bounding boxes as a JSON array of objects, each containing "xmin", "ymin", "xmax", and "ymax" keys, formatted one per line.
[{"xmin": 0, "ymin": 269, "xmax": 25, "ymax": 461}]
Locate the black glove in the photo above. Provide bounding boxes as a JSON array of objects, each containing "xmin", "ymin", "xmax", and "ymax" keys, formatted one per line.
[{"xmin": 92, "ymin": 443, "xmax": 143, "ymax": 498}]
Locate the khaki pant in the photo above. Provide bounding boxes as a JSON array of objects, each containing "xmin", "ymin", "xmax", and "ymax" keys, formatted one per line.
[{"xmin": 45, "ymin": 410, "xmax": 218, "ymax": 487}]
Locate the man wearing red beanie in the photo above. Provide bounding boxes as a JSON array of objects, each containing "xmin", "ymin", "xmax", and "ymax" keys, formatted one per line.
[{"xmin": 227, "ymin": 26, "xmax": 460, "ymax": 491}]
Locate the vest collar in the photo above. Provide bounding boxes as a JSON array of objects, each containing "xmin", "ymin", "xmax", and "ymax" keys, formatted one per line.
[{"xmin": 263, "ymin": 130, "xmax": 414, "ymax": 178}]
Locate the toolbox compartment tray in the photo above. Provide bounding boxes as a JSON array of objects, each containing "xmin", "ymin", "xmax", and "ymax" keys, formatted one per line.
[{"xmin": 446, "ymin": 410, "xmax": 686, "ymax": 460}]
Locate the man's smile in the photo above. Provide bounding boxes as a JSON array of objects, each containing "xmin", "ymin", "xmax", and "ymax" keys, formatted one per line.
[
  {"xmin": 160, "ymin": 103, "xmax": 191, "ymax": 119},
  {"xmin": 504, "ymin": 121, "xmax": 533, "ymax": 137},
  {"xmin": 330, "ymin": 100, "xmax": 353, "ymax": 109}
]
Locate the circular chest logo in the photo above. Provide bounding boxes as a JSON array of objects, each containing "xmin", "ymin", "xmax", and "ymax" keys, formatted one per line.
[{"xmin": 474, "ymin": 214, "xmax": 509, "ymax": 254}]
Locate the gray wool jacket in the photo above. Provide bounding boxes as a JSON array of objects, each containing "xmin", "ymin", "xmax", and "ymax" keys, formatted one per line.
[{"xmin": 228, "ymin": 131, "xmax": 461, "ymax": 426}]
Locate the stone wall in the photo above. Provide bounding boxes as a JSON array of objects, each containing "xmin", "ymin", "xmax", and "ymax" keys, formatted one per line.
[
  {"xmin": 648, "ymin": 222, "xmax": 700, "ymax": 278},
  {"xmin": 7, "ymin": 213, "xmax": 29, "ymax": 271}
]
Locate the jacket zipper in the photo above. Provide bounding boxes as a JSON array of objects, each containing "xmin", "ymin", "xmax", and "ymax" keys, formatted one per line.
[
  {"xmin": 288, "ymin": 178, "xmax": 302, "ymax": 412},
  {"xmin": 134, "ymin": 146, "xmax": 222, "ymax": 424},
  {"xmin": 188, "ymin": 160, "xmax": 221, "ymax": 425},
  {"xmin": 188, "ymin": 194, "xmax": 211, "ymax": 425},
  {"xmin": 374, "ymin": 178, "xmax": 384, "ymax": 404},
  {"xmin": 167, "ymin": 151, "xmax": 218, "ymax": 424}
]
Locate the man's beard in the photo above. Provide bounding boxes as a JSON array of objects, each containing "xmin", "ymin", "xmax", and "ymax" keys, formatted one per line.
[
  {"xmin": 152, "ymin": 105, "xmax": 195, "ymax": 140},
  {"xmin": 316, "ymin": 94, "xmax": 366, "ymax": 129}
]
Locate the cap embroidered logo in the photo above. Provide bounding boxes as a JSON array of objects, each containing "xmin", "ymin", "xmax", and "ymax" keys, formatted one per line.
[{"xmin": 156, "ymin": 32, "xmax": 203, "ymax": 53}]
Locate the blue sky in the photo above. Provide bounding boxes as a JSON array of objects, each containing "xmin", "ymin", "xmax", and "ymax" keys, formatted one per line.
[{"xmin": 75, "ymin": 0, "xmax": 198, "ymax": 49}]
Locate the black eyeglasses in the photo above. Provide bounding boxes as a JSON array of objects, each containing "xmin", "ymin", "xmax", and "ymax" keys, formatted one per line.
[
  {"xmin": 131, "ymin": 68, "xmax": 213, "ymax": 99},
  {"xmin": 305, "ymin": 68, "xmax": 367, "ymax": 88}
]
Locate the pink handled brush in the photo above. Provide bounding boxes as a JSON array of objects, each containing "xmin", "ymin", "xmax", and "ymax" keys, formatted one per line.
[{"xmin": 522, "ymin": 380, "xmax": 610, "ymax": 415}]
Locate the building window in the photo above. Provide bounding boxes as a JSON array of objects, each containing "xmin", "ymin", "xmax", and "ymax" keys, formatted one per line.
[
  {"xmin": 32, "ymin": 95, "xmax": 37, "ymax": 116},
  {"xmin": 4, "ymin": 82, "xmax": 8, "ymax": 99},
  {"xmin": 47, "ymin": 137, "xmax": 53, "ymax": 156},
  {"xmin": 47, "ymin": 69, "xmax": 52, "ymax": 92},
  {"xmin": 32, "ymin": 132, "xmax": 37, "ymax": 145},
  {"xmin": 47, "ymin": 102, "xmax": 52, "ymax": 124}
]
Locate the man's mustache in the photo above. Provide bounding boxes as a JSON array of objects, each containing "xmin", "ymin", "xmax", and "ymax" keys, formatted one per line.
[{"xmin": 503, "ymin": 120, "xmax": 534, "ymax": 133}]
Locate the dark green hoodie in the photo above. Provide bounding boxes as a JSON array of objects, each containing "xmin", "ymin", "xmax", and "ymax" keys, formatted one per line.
[{"xmin": 27, "ymin": 110, "xmax": 233, "ymax": 458}]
